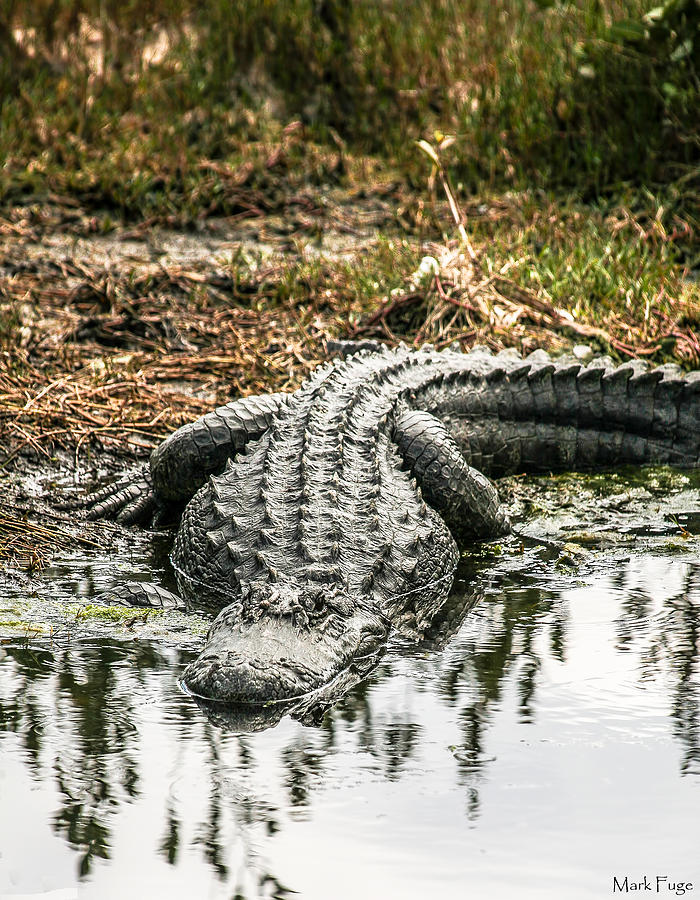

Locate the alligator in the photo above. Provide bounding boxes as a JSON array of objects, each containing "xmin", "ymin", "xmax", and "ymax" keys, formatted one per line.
[{"xmin": 86, "ymin": 343, "xmax": 700, "ymax": 714}]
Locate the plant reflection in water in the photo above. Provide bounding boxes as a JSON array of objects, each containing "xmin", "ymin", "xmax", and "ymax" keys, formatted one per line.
[{"xmin": 1, "ymin": 549, "xmax": 698, "ymax": 895}]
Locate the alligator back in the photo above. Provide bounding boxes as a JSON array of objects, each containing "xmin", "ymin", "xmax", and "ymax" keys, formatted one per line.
[{"xmin": 170, "ymin": 344, "xmax": 699, "ymax": 615}]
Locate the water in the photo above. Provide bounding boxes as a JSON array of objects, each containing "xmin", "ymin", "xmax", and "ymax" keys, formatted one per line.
[{"xmin": 1, "ymin": 471, "xmax": 699, "ymax": 899}]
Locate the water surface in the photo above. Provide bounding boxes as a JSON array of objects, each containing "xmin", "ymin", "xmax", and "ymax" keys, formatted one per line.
[{"xmin": 1, "ymin": 470, "xmax": 699, "ymax": 899}]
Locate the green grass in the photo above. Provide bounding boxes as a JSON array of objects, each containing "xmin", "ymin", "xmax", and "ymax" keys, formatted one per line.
[
  {"xmin": 211, "ymin": 197, "xmax": 698, "ymax": 363},
  {"xmin": 70, "ymin": 603, "xmax": 163, "ymax": 623},
  {"xmin": 467, "ymin": 192, "xmax": 697, "ymax": 342},
  {"xmin": 0, "ymin": 0, "xmax": 697, "ymax": 369},
  {"xmin": 2, "ymin": 0, "xmax": 697, "ymax": 211}
]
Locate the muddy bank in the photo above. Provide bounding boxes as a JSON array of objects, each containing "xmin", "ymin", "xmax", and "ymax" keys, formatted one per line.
[
  {"xmin": 0, "ymin": 193, "xmax": 404, "ymax": 466},
  {"xmin": 8, "ymin": 191, "xmax": 397, "ymax": 271}
]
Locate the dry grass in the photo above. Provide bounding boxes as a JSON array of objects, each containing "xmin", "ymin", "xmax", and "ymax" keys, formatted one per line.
[
  {"xmin": 0, "ymin": 502, "xmax": 103, "ymax": 571},
  {"xmin": 2, "ymin": 195, "xmax": 698, "ymax": 470},
  {"xmin": 0, "ymin": 255, "xmax": 326, "ymax": 465}
]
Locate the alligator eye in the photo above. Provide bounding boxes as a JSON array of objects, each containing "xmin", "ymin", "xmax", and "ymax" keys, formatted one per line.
[{"xmin": 304, "ymin": 587, "xmax": 324, "ymax": 611}]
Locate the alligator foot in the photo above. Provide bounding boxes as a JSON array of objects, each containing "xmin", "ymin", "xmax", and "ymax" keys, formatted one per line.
[
  {"xmin": 83, "ymin": 463, "xmax": 168, "ymax": 526},
  {"xmin": 95, "ymin": 581, "xmax": 186, "ymax": 610},
  {"xmin": 394, "ymin": 407, "xmax": 510, "ymax": 542}
]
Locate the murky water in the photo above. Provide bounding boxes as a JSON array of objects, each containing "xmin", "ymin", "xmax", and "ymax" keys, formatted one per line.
[{"xmin": 1, "ymin": 470, "xmax": 699, "ymax": 899}]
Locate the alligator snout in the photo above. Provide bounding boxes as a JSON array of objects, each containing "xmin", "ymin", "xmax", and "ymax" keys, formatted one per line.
[
  {"xmin": 179, "ymin": 591, "xmax": 387, "ymax": 706},
  {"xmin": 181, "ymin": 649, "xmax": 311, "ymax": 704}
]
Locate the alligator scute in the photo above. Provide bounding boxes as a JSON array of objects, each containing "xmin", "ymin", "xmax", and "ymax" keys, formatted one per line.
[{"xmin": 84, "ymin": 343, "xmax": 700, "ymax": 719}]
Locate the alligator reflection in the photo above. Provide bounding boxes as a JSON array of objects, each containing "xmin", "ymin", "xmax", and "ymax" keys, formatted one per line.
[
  {"xmin": 0, "ymin": 555, "xmax": 697, "ymax": 889},
  {"xmin": 191, "ymin": 645, "xmax": 388, "ymax": 733},
  {"xmin": 193, "ymin": 583, "xmax": 481, "ymax": 734}
]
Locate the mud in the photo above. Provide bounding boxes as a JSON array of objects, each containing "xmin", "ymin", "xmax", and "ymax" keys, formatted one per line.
[{"xmin": 4, "ymin": 191, "xmax": 397, "ymax": 274}]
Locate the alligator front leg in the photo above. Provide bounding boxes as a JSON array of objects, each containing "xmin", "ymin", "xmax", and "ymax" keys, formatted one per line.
[
  {"xmin": 393, "ymin": 407, "xmax": 510, "ymax": 543},
  {"xmin": 85, "ymin": 391, "xmax": 290, "ymax": 525}
]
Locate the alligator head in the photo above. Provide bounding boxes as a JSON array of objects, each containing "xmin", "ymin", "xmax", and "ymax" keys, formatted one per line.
[{"xmin": 180, "ymin": 579, "xmax": 388, "ymax": 707}]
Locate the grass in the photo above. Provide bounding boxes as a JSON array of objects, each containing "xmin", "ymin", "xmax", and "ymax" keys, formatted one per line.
[
  {"xmin": 0, "ymin": 190, "xmax": 697, "ymax": 465},
  {"xmin": 463, "ymin": 192, "xmax": 699, "ymax": 358},
  {"xmin": 71, "ymin": 603, "xmax": 163, "ymax": 623},
  {"xmin": 2, "ymin": 0, "xmax": 698, "ymax": 207},
  {"xmin": 0, "ymin": 0, "xmax": 698, "ymax": 466}
]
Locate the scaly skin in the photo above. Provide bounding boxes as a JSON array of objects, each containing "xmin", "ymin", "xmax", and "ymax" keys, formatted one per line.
[{"xmin": 86, "ymin": 344, "xmax": 700, "ymax": 708}]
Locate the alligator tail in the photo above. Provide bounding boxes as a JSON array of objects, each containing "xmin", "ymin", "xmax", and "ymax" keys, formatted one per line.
[{"xmin": 430, "ymin": 351, "xmax": 700, "ymax": 474}]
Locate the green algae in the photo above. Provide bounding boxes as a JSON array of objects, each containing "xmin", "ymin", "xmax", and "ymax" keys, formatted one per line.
[{"xmin": 69, "ymin": 603, "xmax": 164, "ymax": 623}]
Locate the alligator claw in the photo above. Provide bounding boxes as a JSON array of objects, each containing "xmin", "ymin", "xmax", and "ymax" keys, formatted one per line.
[{"xmin": 84, "ymin": 463, "xmax": 159, "ymax": 526}]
